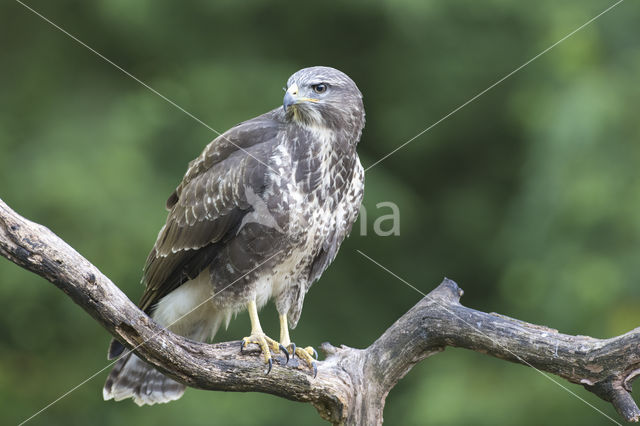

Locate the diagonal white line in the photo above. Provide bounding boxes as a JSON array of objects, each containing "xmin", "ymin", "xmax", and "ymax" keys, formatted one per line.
[
  {"xmin": 14, "ymin": 0, "xmax": 280, "ymax": 176},
  {"xmin": 355, "ymin": 249, "xmax": 621, "ymax": 425},
  {"xmin": 364, "ymin": 0, "xmax": 625, "ymax": 172},
  {"xmin": 18, "ymin": 250, "xmax": 283, "ymax": 426}
]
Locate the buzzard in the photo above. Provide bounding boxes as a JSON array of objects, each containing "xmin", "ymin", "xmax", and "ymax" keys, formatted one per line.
[{"xmin": 103, "ymin": 66, "xmax": 365, "ymax": 405}]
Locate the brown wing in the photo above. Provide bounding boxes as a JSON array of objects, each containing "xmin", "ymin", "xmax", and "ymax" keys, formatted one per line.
[{"xmin": 138, "ymin": 111, "xmax": 282, "ymax": 314}]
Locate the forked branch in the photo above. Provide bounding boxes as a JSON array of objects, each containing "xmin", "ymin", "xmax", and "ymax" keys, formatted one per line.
[{"xmin": 1, "ymin": 198, "xmax": 638, "ymax": 425}]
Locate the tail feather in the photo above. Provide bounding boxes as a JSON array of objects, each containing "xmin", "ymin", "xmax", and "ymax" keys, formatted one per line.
[
  {"xmin": 103, "ymin": 272, "xmax": 224, "ymax": 405},
  {"xmin": 107, "ymin": 338, "xmax": 125, "ymax": 360},
  {"xmin": 103, "ymin": 352, "xmax": 186, "ymax": 406}
]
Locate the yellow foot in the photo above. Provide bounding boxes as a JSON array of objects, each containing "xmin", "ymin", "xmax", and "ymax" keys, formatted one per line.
[
  {"xmin": 241, "ymin": 333, "xmax": 289, "ymax": 374},
  {"xmin": 285, "ymin": 343, "xmax": 318, "ymax": 378}
]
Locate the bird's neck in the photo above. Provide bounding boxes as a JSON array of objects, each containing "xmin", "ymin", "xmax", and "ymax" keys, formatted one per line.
[
  {"xmin": 286, "ymin": 122, "xmax": 358, "ymax": 198},
  {"xmin": 290, "ymin": 121, "xmax": 355, "ymax": 159}
]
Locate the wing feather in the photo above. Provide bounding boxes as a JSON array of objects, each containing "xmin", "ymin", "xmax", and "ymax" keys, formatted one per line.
[{"xmin": 138, "ymin": 111, "xmax": 282, "ymax": 313}]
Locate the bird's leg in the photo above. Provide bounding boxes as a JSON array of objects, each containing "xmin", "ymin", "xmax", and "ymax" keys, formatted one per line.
[
  {"xmin": 241, "ymin": 300, "xmax": 288, "ymax": 374},
  {"xmin": 279, "ymin": 314, "xmax": 318, "ymax": 377},
  {"xmin": 279, "ymin": 313, "xmax": 292, "ymax": 348}
]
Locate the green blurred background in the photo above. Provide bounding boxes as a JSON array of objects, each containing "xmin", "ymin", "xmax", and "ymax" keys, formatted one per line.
[{"xmin": 1, "ymin": 0, "xmax": 639, "ymax": 424}]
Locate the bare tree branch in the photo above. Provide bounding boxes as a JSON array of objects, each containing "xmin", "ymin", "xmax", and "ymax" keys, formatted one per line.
[{"xmin": 1, "ymin": 197, "xmax": 639, "ymax": 424}]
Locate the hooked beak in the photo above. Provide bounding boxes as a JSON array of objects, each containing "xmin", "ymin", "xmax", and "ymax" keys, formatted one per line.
[
  {"xmin": 283, "ymin": 84, "xmax": 298, "ymax": 112},
  {"xmin": 283, "ymin": 83, "xmax": 319, "ymax": 112}
]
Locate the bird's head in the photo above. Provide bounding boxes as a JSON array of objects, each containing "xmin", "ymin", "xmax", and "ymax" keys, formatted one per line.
[{"xmin": 283, "ymin": 66, "xmax": 365, "ymax": 139}]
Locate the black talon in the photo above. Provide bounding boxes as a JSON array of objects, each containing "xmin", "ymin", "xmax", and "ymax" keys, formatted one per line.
[
  {"xmin": 312, "ymin": 361, "xmax": 318, "ymax": 379},
  {"xmin": 311, "ymin": 347, "xmax": 318, "ymax": 360},
  {"xmin": 265, "ymin": 358, "xmax": 273, "ymax": 375},
  {"xmin": 279, "ymin": 344, "xmax": 290, "ymax": 364},
  {"xmin": 290, "ymin": 343, "xmax": 297, "ymax": 359},
  {"xmin": 240, "ymin": 339, "xmax": 247, "ymax": 353}
]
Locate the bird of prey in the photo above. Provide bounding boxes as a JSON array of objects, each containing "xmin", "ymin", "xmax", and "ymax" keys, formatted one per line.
[{"xmin": 102, "ymin": 66, "xmax": 366, "ymax": 406}]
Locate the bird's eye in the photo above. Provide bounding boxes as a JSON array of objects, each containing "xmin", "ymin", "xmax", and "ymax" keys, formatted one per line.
[{"xmin": 312, "ymin": 83, "xmax": 328, "ymax": 94}]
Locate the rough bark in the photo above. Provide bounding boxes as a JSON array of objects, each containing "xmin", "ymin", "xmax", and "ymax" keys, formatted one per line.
[{"xmin": 1, "ymin": 197, "xmax": 639, "ymax": 425}]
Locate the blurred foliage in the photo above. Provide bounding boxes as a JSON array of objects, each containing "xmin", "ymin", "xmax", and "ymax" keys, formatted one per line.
[{"xmin": 1, "ymin": 0, "xmax": 639, "ymax": 425}]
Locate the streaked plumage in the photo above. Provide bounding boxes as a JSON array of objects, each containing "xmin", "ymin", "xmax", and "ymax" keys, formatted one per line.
[{"xmin": 103, "ymin": 66, "xmax": 365, "ymax": 405}]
